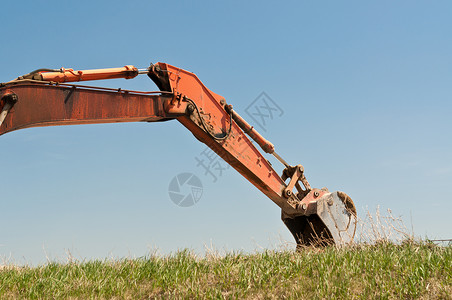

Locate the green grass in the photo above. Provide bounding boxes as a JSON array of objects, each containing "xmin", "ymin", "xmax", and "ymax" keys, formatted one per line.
[{"xmin": 0, "ymin": 241, "xmax": 451, "ymax": 299}]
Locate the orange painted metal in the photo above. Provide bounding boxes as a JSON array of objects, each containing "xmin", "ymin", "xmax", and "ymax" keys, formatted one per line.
[
  {"xmin": 0, "ymin": 82, "xmax": 173, "ymax": 135},
  {"xmin": 150, "ymin": 63, "xmax": 296, "ymax": 213},
  {"xmin": 38, "ymin": 65, "xmax": 139, "ymax": 83}
]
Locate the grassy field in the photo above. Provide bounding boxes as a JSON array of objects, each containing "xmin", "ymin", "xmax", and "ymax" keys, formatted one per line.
[{"xmin": 0, "ymin": 241, "xmax": 450, "ymax": 299}]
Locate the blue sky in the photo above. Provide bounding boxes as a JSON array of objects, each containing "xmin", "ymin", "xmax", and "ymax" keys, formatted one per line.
[{"xmin": 1, "ymin": 1, "xmax": 451, "ymax": 265}]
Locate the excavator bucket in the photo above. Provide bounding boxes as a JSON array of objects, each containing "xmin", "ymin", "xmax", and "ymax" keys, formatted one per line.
[{"xmin": 283, "ymin": 191, "xmax": 357, "ymax": 248}]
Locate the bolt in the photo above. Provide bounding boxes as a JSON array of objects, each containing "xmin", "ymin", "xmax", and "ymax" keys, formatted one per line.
[
  {"xmin": 2, "ymin": 93, "xmax": 18, "ymax": 104},
  {"xmin": 314, "ymin": 191, "xmax": 319, "ymax": 197},
  {"xmin": 187, "ymin": 104, "xmax": 195, "ymax": 114},
  {"xmin": 225, "ymin": 104, "xmax": 233, "ymax": 114},
  {"xmin": 284, "ymin": 190, "xmax": 292, "ymax": 197},
  {"xmin": 301, "ymin": 203, "xmax": 307, "ymax": 210},
  {"xmin": 327, "ymin": 198, "xmax": 334, "ymax": 206},
  {"xmin": 298, "ymin": 165, "xmax": 303, "ymax": 172},
  {"xmin": 220, "ymin": 99, "xmax": 226, "ymax": 105}
]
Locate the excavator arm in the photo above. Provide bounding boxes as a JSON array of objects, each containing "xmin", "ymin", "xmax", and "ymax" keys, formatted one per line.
[{"xmin": 0, "ymin": 62, "xmax": 357, "ymax": 248}]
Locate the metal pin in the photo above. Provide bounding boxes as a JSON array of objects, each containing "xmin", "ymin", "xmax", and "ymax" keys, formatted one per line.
[{"xmin": 137, "ymin": 68, "xmax": 150, "ymax": 74}]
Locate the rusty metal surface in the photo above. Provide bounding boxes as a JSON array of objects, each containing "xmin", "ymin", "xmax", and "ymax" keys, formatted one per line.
[{"xmin": 0, "ymin": 82, "xmax": 174, "ymax": 136}]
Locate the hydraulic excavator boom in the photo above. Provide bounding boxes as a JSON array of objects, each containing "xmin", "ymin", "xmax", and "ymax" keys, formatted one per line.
[{"xmin": 0, "ymin": 62, "xmax": 357, "ymax": 248}]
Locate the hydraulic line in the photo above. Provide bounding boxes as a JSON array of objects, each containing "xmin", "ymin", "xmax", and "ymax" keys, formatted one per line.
[{"xmin": 186, "ymin": 97, "xmax": 233, "ymax": 141}]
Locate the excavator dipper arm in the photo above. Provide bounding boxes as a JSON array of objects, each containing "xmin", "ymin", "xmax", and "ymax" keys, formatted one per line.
[{"xmin": 0, "ymin": 62, "xmax": 357, "ymax": 247}]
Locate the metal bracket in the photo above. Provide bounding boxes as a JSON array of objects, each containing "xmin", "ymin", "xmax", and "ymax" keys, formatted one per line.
[{"xmin": 282, "ymin": 164, "xmax": 311, "ymax": 199}]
